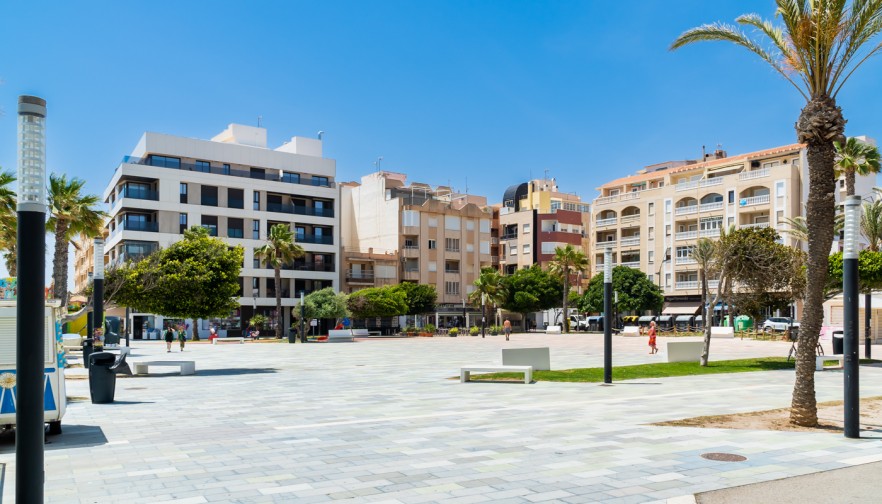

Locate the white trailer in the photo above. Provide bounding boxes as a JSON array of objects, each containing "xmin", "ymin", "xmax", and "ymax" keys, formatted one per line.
[{"xmin": 0, "ymin": 300, "xmax": 67, "ymax": 435}]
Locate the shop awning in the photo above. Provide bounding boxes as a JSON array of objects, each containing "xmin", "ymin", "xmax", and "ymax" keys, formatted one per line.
[{"xmin": 663, "ymin": 302, "xmax": 701, "ymax": 315}]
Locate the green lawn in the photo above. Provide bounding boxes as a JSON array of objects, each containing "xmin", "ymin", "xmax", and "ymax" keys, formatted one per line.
[{"xmin": 470, "ymin": 357, "xmax": 881, "ymax": 383}]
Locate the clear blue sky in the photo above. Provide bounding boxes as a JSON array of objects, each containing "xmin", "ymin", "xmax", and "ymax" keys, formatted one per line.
[{"xmin": 2, "ymin": 1, "xmax": 882, "ymax": 281}]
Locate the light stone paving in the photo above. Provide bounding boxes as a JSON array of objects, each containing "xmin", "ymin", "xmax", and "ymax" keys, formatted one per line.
[{"xmin": 2, "ymin": 333, "xmax": 882, "ymax": 503}]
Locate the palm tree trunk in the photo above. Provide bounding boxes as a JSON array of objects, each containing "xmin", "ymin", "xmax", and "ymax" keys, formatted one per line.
[
  {"xmin": 53, "ymin": 220, "xmax": 70, "ymax": 307},
  {"xmin": 563, "ymin": 275, "xmax": 569, "ymax": 333},
  {"xmin": 790, "ymin": 96, "xmax": 845, "ymax": 427},
  {"xmin": 5, "ymin": 252, "xmax": 16, "ymax": 276},
  {"xmin": 700, "ymin": 269, "xmax": 710, "ymax": 366},
  {"xmin": 846, "ymin": 168, "xmax": 855, "ymax": 197},
  {"xmin": 275, "ymin": 266, "xmax": 282, "ymax": 339}
]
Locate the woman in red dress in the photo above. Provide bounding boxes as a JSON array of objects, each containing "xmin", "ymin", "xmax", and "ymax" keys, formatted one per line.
[{"xmin": 648, "ymin": 320, "xmax": 658, "ymax": 354}]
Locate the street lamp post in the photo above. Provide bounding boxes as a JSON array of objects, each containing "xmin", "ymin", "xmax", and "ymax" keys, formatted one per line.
[
  {"xmin": 481, "ymin": 293, "xmax": 486, "ymax": 338},
  {"xmin": 16, "ymin": 95, "xmax": 47, "ymax": 503},
  {"xmin": 300, "ymin": 292, "xmax": 306, "ymax": 343},
  {"xmin": 603, "ymin": 247, "xmax": 613, "ymax": 384},
  {"xmin": 93, "ymin": 238, "xmax": 105, "ymax": 344},
  {"xmin": 462, "ymin": 299, "xmax": 467, "ymax": 331},
  {"xmin": 843, "ymin": 195, "xmax": 861, "ymax": 438}
]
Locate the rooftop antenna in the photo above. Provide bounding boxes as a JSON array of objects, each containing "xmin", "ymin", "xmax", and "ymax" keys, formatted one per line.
[
  {"xmin": 317, "ymin": 131, "xmax": 324, "ymax": 140},
  {"xmin": 257, "ymin": 115, "xmax": 262, "ymax": 128},
  {"xmin": 373, "ymin": 156, "xmax": 383, "ymax": 173},
  {"xmin": 544, "ymin": 168, "xmax": 550, "ymax": 182},
  {"xmin": 465, "ymin": 177, "xmax": 468, "ymax": 194}
]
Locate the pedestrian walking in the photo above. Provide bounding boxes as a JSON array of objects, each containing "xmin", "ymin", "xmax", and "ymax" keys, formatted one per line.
[
  {"xmin": 178, "ymin": 325, "xmax": 187, "ymax": 351},
  {"xmin": 648, "ymin": 320, "xmax": 658, "ymax": 354},
  {"xmin": 164, "ymin": 325, "xmax": 174, "ymax": 353},
  {"xmin": 503, "ymin": 319, "xmax": 512, "ymax": 341}
]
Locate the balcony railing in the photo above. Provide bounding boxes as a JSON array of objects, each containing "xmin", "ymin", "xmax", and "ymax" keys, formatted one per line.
[
  {"xmin": 597, "ymin": 241, "xmax": 617, "ymax": 249},
  {"xmin": 620, "ymin": 214, "xmax": 640, "ymax": 224},
  {"xmin": 740, "ymin": 222, "xmax": 770, "ymax": 229},
  {"xmin": 120, "ymin": 155, "xmax": 336, "ymax": 188},
  {"xmin": 739, "ymin": 168, "xmax": 770, "ymax": 181},
  {"xmin": 675, "ymin": 205, "xmax": 698, "ymax": 216},
  {"xmin": 700, "ymin": 228, "xmax": 721, "ymax": 238},
  {"xmin": 201, "ymin": 196, "xmax": 219, "ymax": 206},
  {"xmin": 675, "ymin": 231, "xmax": 697, "ymax": 241},
  {"xmin": 708, "ymin": 279, "xmax": 720, "ymax": 289},
  {"xmin": 346, "ymin": 270, "xmax": 375, "ymax": 281},
  {"xmin": 595, "ymin": 262, "xmax": 618, "ymax": 271},
  {"xmin": 700, "ymin": 201, "xmax": 723, "ymax": 212},
  {"xmin": 676, "ymin": 281, "xmax": 699, "ymax": 290},
  {"xmin": 675, "ymin": 178, "xmax": 724, "ymax": 192},
  {"xmin": 296, "ymin": 234, "xmax": 334, "ymax": 245},
  {"xmin": 228, "ymin": 229, "xmax": 244, "ymax": 239},
  {"xmin": 620, "ymin": 261, "xmax": 640, "ymax": 268},
  {"xmin": 501, "ymin": 233, "xmax": 518, "ymax": 240},
  {"xmin": 122, "ymin": 221, "xmax": 159, "ymax": 232},
  {"xmin": 675, "ymin": 256, "xmax": 697, "ymax": 265},
  {"xmin": 121, "ymin": 187, "xmax": 158, "ymax": 201},
  {"xmin": 228, "ymin": 198, "xmax": 245, "ymax": 209},
  {"xmin": 595, "ymin": 195, "xmax": 618, "ymax": 205},
  {"xmin": 266, "ymin": 202, "xmax": 334, "ymax": 218},
  {"xmin": 739, "ymin": 194, "xmax": 770, "ymax": 207},
  {"xmin": 444, "ymin": 269, "xmax": 460, "ymax": 274},
  {"xmin": 620, "ymin": 236, "xmax": 640, "ymax": 247},
  {"xmin": 289, "ymin": 262, "xmax": 336, "ymax": 272},
  {"xmin": 596, "ymin": 217, "xmax": 617, "ymax": 227}
]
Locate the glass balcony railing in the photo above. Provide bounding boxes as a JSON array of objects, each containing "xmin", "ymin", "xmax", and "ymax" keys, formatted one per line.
[
  {"xmin": 201, "ymin": 196, "xmax": 219, "ymax": 206},
  {"xmin": 121, "ymin": 187, "xmax": 159, "ymax": 201},
  {"xmin": 228, "ymin": 199, "xmax": 244, "ymax": 209},
  {"xmin": 120, "ymin": 155, "xmax": 336, "ymax": 188},
  {"xmin": 295, "ymin": 234, "xmax": 334, "ymax": 245},
  {"xmin": 122, "ymin": 221, "xmax": 159, "ymax": 232},
  {"xmin": 228, "ymin": 229, "xmax": 244, "ymax": 239},
  {"xmin": 266, "ymin": 202, "xmax": 334, "ymax": 218}
]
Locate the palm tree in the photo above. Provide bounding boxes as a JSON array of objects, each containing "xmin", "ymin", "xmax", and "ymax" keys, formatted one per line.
[
  {"xmin": 48, "ymin": 174, "xmax": 107, "ymax": 308},
  {"xmin": 672, "ymin": 0, "xmax": 882, "ymax": 427},
  {"xmin": 0, "ymin": 171, "xmax": 16, "ymax": 275},
  {"xmin": 254, "ymin": 224, "xmax": 304, "ymax": 339},
  {"xmin": 469, "ymin": 267, "xmax": 507, "ymax": 327},
  {"xmin": 692, "ymin": 239, "xmax": 718, "ymax": 367},
  {"xmin": 835, "ymin": 137, "xmax": 881, "ymax": 196},
  {"xmin": 862, "ymin": 198, "xmax": 882, "ymax": 251},
  {"xmin": 0, "ymin": 171, "xmax": 15, "ymax": 215},
  {"xmin": 548, "ymin": 245, "xmax": 589, "ymax": 333}
]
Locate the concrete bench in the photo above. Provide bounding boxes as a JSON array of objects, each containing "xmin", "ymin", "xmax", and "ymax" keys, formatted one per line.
[
  {"xmin": 328, "ymin": 330, "xmax": 354, "ymax": 342},
  {"xmin": 621, "ymin": 326, "xmax": 641, "ymax": 337},
  {"xmin": 546, "ymin": 325, "xmax": 562, "ymax": 334},
  {"xmin": 132, "ymin": 360, "xmax": 195, "ymax": 376},
  {"xmin": 368, "ymin": 330, "xmax": 383, "ymax": 337},
  {"xmin": 351, "ymin": 329, "xmax": 369, "ymax": 337},
  {"xmin": 667, "ymin": 341, "xmax": 704, "ymax": 363},
  {"xmin": 502, "ymin": 347, "xmax": 550, "ymax": 371},
  {"xmin": 711, "ymin": 327, "xmax": 735, "ymax": 339},
  {"xmin": 460, "ymin": 365, "xmax": 533, "ymax": 384},
  {"xmin": 816, "ymin": 354, "xmax": 845, "ymax": 371},
  {"xmin": 211, "ymin": 337, "xmax": 245, "ymax": 345}
]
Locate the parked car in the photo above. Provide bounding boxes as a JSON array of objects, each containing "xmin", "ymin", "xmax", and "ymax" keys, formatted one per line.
[
  {"xmin": 762, "ymin": 317, "xmax": 799, "ymax": 332},
  {"xmin": 568, "ymin": 315, "xmax": 589, "ymax": 331}
]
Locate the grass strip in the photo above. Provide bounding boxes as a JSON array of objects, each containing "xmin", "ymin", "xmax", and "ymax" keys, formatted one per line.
[{"xmin": 470, "ymin": 357, "xmax": 881, "ymax": 383}]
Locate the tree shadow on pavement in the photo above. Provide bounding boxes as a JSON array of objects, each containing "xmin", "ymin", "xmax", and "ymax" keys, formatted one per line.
[{"xmin": 0, "ymin": 424, "xmax": 109, "ymax": 453}]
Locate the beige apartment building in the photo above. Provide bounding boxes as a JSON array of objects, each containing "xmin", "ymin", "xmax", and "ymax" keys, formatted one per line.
[
  {"xmin": 498, "ymin": 178, "xmax": 591, "ymax": 280},
  {"xmin": 592, "ymin": 141, "xmax": 876, "ymax": 317},
  {"xmin": 72, "ymin": 230, "xmax": 109, "ymax": 295},
  {"xmin": 340, "ymin": 171, "xmax": 493, "ymax": 327}
]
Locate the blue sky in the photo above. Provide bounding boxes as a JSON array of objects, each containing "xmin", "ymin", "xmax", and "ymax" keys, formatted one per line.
[{"xmin": 2, "ymin": 1, "xmax": 882, "ymax": 281}]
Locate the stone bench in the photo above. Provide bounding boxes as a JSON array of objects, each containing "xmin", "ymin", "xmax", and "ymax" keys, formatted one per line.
[
  {"xmin": 621, "ymin": 326, "xmax": 641, "ymax": 337},
  {"xmin": 711, "ymin": 327, "xmax": 735, "ymax": 339},
  {"xmin": 211, "ymin": 337, "xmax": 245, "ymax": 345},
  {"xmin": 667, "ymin": 341, "xmax": 704, "ymax": 363},
  {"xmin": 502, "ymin": 347, "xmax": 550, "ymax": 371},
  {"xmin": 545, "ymin": 325, "xmax": 562, "ymax": 334},
  {"xmin": 132, "ymin": 360, "xmax": 195, "ymax": 376},
  {"xmin": 460, "ymin": 365, "xmax": 533, "ymax": 384},
  {"xmin": 816, "ymin": 354, "xmax": 845, "ymax": 371},
  {"xmin": 351, "ymin": 329, "xmax": 369, "ymax": 337},
  {"xmin": 328, "ymin": 330, "xmax": 354, "ymax": 342}
]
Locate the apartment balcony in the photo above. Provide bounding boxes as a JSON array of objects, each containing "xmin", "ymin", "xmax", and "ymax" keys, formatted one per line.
[
  {"xmin": 119, "ymin": 155, "xmax": 336, "ymax": 188},
  {"xmin": 708, "ymin": 279, "xmax": 720, "ymax": 289},
  {"xmin": 675, "ymin": 256, "xmax": 697, "ymax": 265},
  {"xmin": 620, "ymin": 214, "xmax": 640, "ymax": 225},
  {"xmin": 228, "ymin": 198, "xmax": 245, "ymax": 209},
  {"xmin": 674, "ymin": 205, "xmax": 698, "ymax": 216},
  {"xmin": 266, "ymin": 202, "xmax": 335, "ymax": 218},
  {"xmin": 596, "ymin": 217, "xmax": 617, "ymax": 227},
  {"xmin": 121, "ymin": 187, "xmax": 158, "ymax": 201},
  {"xmin": 401, "ymin": 247, "xmax": 420, "ymax": 257},
  {"xmin": 675, "ymin": 178, "xmax": 724, "ymax": 192},
  {"xmin": 345, "ymin": 270, "xmax": 375, "ymax": 282},
  {"xmin": 620, "ymin": 236, "xmax": 641, "ymax": 247},
  {"xmin": 738, "ymin": 194, "xmax": 770, "ymax": 207},
  {"xmin": 296, "ymin": 234, "xmax": 334, "ymax": 245},
  {"xmin": 122, "ymin": 221, "xmax": 159, "ymax": 232},
  {"xmin": 675, "ymin": 230, "xmax": 698, "ymax": 241},
  {"xmin": 676, "ymin": 281, "xmax": 699, "ymax": 290},
  {"xmin": 596, "ymin": 241, "xmax": 617, "ymax": 250},
  {"xmin": 491, "ymin": 257, "xmax": 499, "ymax": 265},
  {"xmin": 402, "ymin": 269, "xmax": 420, "ymax": 280},
  {"xmin": 738, "ymin": 168, "xmax": 770, "ymax": 181},
  {"xmin": 620, "ymin": 261, "xmax": 640, "ymax": 268},
  {"xmin": 501, "ymin": 232, "xmax": 518, "ymax": 240},
  {"xmin": 595, "ymin": 262, "xmax": 618, "ymax": 272},
  {"xmin": 444, "ymin": 269, "xmax": 461, "ymax": 274},
  {"xmin": 595, "ymin": 195, "xmax": 618, "ymax": 205},
  {"xmin": 700, "ymin": 228, "xmax": 721, "ymax": 238},
  {"xmin": 740, "ymin": 222, "xmax": 770, "ymax": 229},
  {"xmin": 620, "ymin": 192, "xmax": 640, "ymax": 201},
  {"xmin": 700, "ymin": 202, "xmax": 723, "ymax": 212},
  {"xmin": 289, "ymin": 262, "xmax": 336, "ymax": 272}
]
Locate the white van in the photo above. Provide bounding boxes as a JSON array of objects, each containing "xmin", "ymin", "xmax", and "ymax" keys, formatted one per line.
[{"xmin": 0, "ymin": 300, "xmax": 67, "ymax": 435}]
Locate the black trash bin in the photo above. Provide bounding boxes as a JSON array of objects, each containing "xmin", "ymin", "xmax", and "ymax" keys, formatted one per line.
[
  {"xmin": 89, "ymin": 352, "xmax": 117, "ymax": 404},
  {"xmin": 832, "ymin": 330, "xmax": 844, "ymax": 354},
  {"xmin": 788, "ymin": 326, "xmax": 799, "ymax": 342},
  {"xmin": 82, "ymin": 338, "xmax": 94, "ymax": 369}
]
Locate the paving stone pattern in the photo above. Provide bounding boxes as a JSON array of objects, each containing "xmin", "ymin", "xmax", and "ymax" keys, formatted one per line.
[{"xmin": 2, "ymin": 333, "xmax": 882, "ymax": 503}]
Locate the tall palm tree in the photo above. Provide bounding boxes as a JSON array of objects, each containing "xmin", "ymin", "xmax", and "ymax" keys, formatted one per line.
[
  {"xmin": 672, "ymin": 0, "xmax": 882, "ymax": 427},
  {"xmin": 0, "ymin": 171, "xmax": 16, "ymax": 275},
  {"xmin": 469, "ymin": 267, "xmax": 507, "ymax": 327},
  {"xmin": 548, "ymin": 244, "xmax": 589, "ymax": 333},
  {"xmin": 835, "ymin": 137, "xmax": 881, "ymax": 196},
  {"xmin": 48, "ymin": 174, "xmax": 107, "ymax": 307},
  {"xmin": 691, "ymin": 239, "xmax": 718, "ymax": 367},
  {"xmin": 254, "ymin": 224, "xmax": 304, "ymax": 339},
  {"xmin": 0, "ymin": 171, "xmax": 15, "ymax": 215},
  {"xmin": 862, "ymin": 198, "xmax": 882, "ymax": 251}
]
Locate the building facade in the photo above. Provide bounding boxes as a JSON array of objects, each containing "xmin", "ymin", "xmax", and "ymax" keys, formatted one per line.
[
  {"xmin": 340, "ymin": 171, "xmax": 493, "ymax": 327},
  {"xmin": 101, "ymin": 124, "xmax": 339, "ymax": 338}
]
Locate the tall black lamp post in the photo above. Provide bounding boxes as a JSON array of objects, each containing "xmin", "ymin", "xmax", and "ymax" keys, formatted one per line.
[
  {"xmin": 603, "ymin": 247, "xmax": 612, "ymax": 384},
  {"xmin": 93, "ymin": 238, "xmax": 105, "ymax": 341},
  {"xmin": 299, "ymin": 291, "xmax": 306, "ymax": 343},
  {"xmin": 16, "ymin": 95, "xmax": 47, "ymax": 503},
  {"xmin": 481, "ymin": 293, "xmax": 486, "ymax": 338},
  {"xmin": 843, "ymin": 195, "xmax": 861, "ymax": 438}
]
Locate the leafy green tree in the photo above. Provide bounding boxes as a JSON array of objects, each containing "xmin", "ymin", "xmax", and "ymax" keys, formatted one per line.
[
  {"xmin": 469, "ymin": 268, "xmax": 508, "ymax": 325},
  {"xmin": 347, "ymin": 285, "xmax": 408, "ymax": 320},
  {"xmin": 395, "ymin": 282, "xmax": 438, "ymax": 317},
  {"xmin": 835, "ymin": 137, "xmax": 880, "ymax": 196},
  {"xmin": 548, "ymin": 244, "xmax": 589, "ymax": 332},
  {"xmin": 303, "ymin": 287, "xmax": 350, "ymax": 324},
  {"xmin": 672, "ymin": 0, "xmax": 882, "ymax": 427},
  {"xmin": 578, "ymin": 266, "xmax": 663, "ymax": 315},
  {"xmin": 106, "ymin": 227, "xmax": 244, "ymax": 340},
  {"xmin": 48, "ymin": 174, "xmax": 107, "ymax": 307},
  {"xmin": 827, "ymin": 250, "xmax": 882, "ymax": 295},
  {"xmin": 254, "ymin": 224, "xmax": 305, "ymax": 339},
  {"xmin": 501, "ymin": 265, "xmax": 563, "ymax": 326}
]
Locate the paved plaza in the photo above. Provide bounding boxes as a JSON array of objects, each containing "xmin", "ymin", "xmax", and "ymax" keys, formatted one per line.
[{"xmin": 3, "ymin": 333, "xmax": 882, "ymax": 503}]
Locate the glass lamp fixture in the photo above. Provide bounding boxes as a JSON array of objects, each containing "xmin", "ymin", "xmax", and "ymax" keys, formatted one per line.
[
  {"xmin": 843, "ymin": 195, "xmax": 861, "ymax": 260},
  {"xmin": 604, "ymin": 247, "xmax": 612, "ymax": 283},
  {"xmin": 17, "ymin": 96, "xmax": 47, "ymax": 211},
  {"xmin": 93, "ymin": 239, "xmax": 105, "ymax": 280}
]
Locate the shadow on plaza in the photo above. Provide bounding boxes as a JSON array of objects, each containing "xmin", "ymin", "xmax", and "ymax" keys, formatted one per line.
[
  {"xmin": 191, "ymin": 367, "xmax": 279, "ymax": 377},
  {"xmin": 0, "ymin": 424, "xmax": 109, "ymax": 453}
]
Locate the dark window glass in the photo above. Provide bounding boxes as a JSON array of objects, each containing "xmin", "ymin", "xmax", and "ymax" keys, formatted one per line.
[
  {"xmin": 312, "ymin": 176, "xmax": 329, "ymax": 187},
  {"xmin": 282, "ymin": 172, "xmax": 300, "ymax": 184},
  {"xmin": 201, "ymin": 186, "xmax": 218, "ymax": 206},
  {"xmin": 728, "ymin": 190, "xmax": 735, "ymax": 204},
  {"xmin": 223, "ymin": 163, "xmax": 231, "ymax": 175},
  {"xmin": 228, "ymin": 218, "xmax": 244, "ymax": 239},
  {"xmin": 250, "ymin": 167, "xmax": 265, "ymax": 180},
  {"xmin": 253, "ymin": 191, "xmax": 260, "ymax": 210},
  {"xmin": 195, "ymin": 160, "xmax": 211, "ymax": 173},
  {"xmin": 228, "ymin": 188, "xmax": 244, "ymax": 209},
  {"xmin": 149, "ymin": 155, "xmax": 181, "ymax": 168},
  {"xmin": 253, "ymin": 220, "xmax": 260, "ymax": 240},
  {"xmin": 180, "ymin": 183, "xmax": 188, "ymax": 204},
  {"xmin": 179, "ymin": 213, "xmax": 188, "ymax": 234},
  {"xmin": 201, "ymin": 215, "xmax": 218, "ymax": 236}
]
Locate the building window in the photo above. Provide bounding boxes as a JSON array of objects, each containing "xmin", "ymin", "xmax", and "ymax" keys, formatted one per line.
[
  {"xmin": 428, "ymin": 217, "xmax": 438, "ymax": 228},
  {"xmin": 282, "ymin": 172, "xmax": 300, "ymax": 184},
  {"xmin": 195, "ymin": 160, "xmax": 211, "ymax": 173},
  {"xmin": 466, "ymin": 219, "xmax": 475, "ymax": 231},
  {"xmin": 665, "ymin": 200, "xmax": 672, "ymax": 214},
  {"xmin": 445, "ymin": 238, "xmax": 460, "ymax": 252},
  {"xmin": 665, "ymin": 273, "xmax": 671, "ymax": 288},
  {"xmin": 228, "ymin": 188, "xmax": 244, "ymax": 209},
  {"xmin": 253, "ymin": 256, "xmax": 261, "ymax": 268},
  {"xmin": 523, "ymin": 223, "xmax": 531, "ymax": 234},
  {"xmin": 201, "ymin": 215, "xmax": 218, "ymax": 236},
  {"xmin": 480, "ymin": 241, "xmax": 490, "ymax": 254},
  {"xmin": 445, "ymin": 281, "xmax": 460, "ymax": 295},
  {"xmin": 676, "ymin": 246, "xmax": 693, "ymax": 259},
  {"xmin": 445, "ymin": 216, "xmax": 461, "ymax": 231},
  {"xmin": 252, "ymin": 277, "xmax": 259, "ymax": 294},
  {"xmin": 201, "ymin": 186, "xmax": 218, "ymax": 206},
  {"xmin": 404, "ymin": 237, "xmax": 418, "ymax": 249},
  {"xmin": 312, "ymin": 176, "xmax": 330, "ymax": 187},
  {"xmin": 428, "ymin": 261, "xmax": 437, "ymax": 272},
  {"xmin": 510, "ymin": 246, "xmax": 518, "ymax": 256},
  {"xmin": 523, "ymin": 244, "xmax": 531, "ymax": 254},
  {"xmin": 648, "ymin": 227, "xmax": 655, "ymax": 240},
  {"xmin": 402, "ymin": 210, "xmax": 420, "ymax": 227},
  {"xmin": 179, "ymin": 213, "xmax": 187, "ymax": 234},
  {"xmin": 648, "ymin": 202, "xmax": 654, "ymax": 215},
  {"xmin": 223, "ymin": 163, "xmax": 231, "ymax": 175},
  {"xmin": 648, "ymin": 250, "xmax": 654, "ymax": 263},
  {"xmin": 445, "ymin": 261, "xmax": 460, "ymax": 273},
  {"xmin": 253, "ymin": 191, "xmax": 260, "ymax": 210},
  {"xmin": 252, "ymin": 220, "xmax": 260, "ymax": 240},
  {"xmin": 466, "ymin": 243, "xmax": 474, "ymax": 253},
  {"xmin": 665, "ymin": 225, "xmax": 671, "ymax": 237},
  {"xmin": 428, "ymin": 239, "xmax": 437, "ymax": 250},
  {"xmin": 180, "ymin": 183, "xmax": 188, "ymax": 204},
  {"xmin": 228, "ymin": 218, "xmax": 244, "ymax": 239},
  {"xmin": 480, "ymin": 219, "xmax": 490, "ymax": 233},
  {"xmin": 728, "ymin": 190, "xmax": 735, "ymax": 204},
  {"xmin": 148, "ymin": 155, "xmax": 181, "ymax": 168}
]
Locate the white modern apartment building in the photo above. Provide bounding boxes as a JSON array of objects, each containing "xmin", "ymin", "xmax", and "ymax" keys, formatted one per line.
[
  {"xmin": 101, "ymin": 124, "xmax": 339, "ymax": 339},
  {"xmin": 592, "ymin": 140, "xmax": 877, "ymax": 318}
]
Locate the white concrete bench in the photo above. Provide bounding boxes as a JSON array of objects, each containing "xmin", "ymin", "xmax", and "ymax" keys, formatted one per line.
[
  {"xmin": 460, "ymin": 365, "xmax": 533, "ymax": 384},
  {"xmin": 368, "ymin": 330, "xmax": 383, "ymax": 337},
  {"xmin": 502, "ymin": 347, "xmax": 550, "ymax": 371},
  {"xmin": 667, "ymin": 341, "xmax": 704, "ymax": 363},
  {"xmin": 211, "ymin": 337, "xmax": 245, "ymax": 345},
  {"xmin": 328, "ymin": 330, "xmax": 354, "ymax": 342},
  {"xmin": 816, "ymin": 355, "xmax": 845, "ymax": 371},
  {"xmin": 132, "ymin": 360, "xmax": 195, "ymax": 376},
  {"xmin": 546, "ymin": 325, "xmax": 562, "ymax": 334},
  {"xmin": 711, "ymin": 327, "xmax": 735, "ymax": 339},
  {"xmin": 621, "ymin": 326, "xmax": 641, "ymax": 337},
  {"xmin": 351, "ymin": 329, "xmax": 369, "ymax": 337}
]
